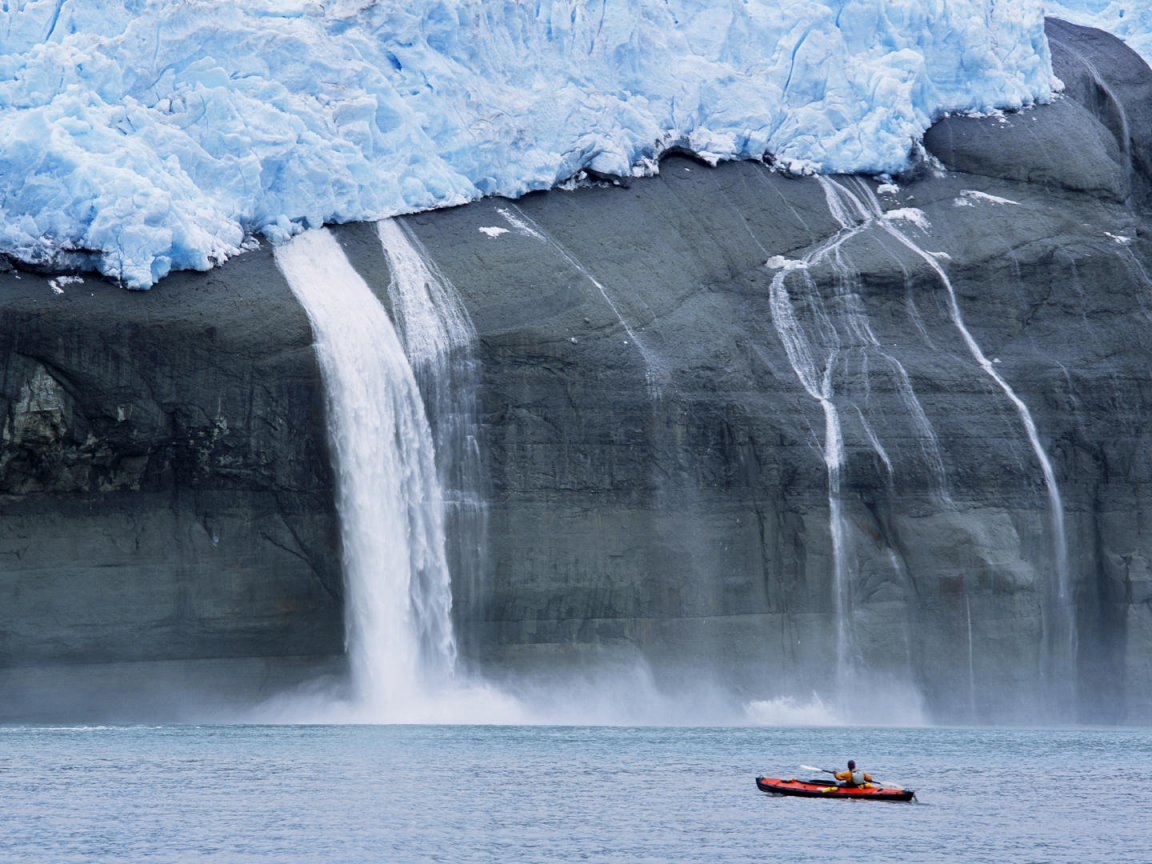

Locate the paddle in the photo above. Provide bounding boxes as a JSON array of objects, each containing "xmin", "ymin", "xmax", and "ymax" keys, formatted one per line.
[
  {"xmin": 800, "ymin": 764, "xmax": 835, "ymax": 775},
  {"xmin": 800, "ymin": 764, "xmax": 906, "ymax": 791}
]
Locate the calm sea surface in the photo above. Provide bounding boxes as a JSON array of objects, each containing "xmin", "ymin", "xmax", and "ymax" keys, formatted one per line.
[{"xmin": 0, "ymin": 724, "xmax": 1148, "ymax": 863}]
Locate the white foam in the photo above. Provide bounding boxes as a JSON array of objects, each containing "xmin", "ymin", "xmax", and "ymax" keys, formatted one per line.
[
  {"xmin": 745, "ymin": 695, "xmax": 844, "ymax": 726},
  {"xmin": 765, "ymin": 254, "xmax": 806, "ymax": 270}
]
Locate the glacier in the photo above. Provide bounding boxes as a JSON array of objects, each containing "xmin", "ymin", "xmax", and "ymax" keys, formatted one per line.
[
  {"xmin": 1047, "ymin": 2, "xmax": 1152, "ymax": 64},
  {"xmin": 0, "ymin": 0, "xmax": 1057, "ymax": 288}
]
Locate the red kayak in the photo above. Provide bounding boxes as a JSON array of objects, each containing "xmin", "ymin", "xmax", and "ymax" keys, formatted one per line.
[{"xmin": 756, "ymin": 776, "xmax": 915, "ymax": 802}]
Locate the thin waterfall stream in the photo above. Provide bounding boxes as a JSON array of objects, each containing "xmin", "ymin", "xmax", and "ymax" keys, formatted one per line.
[
  {"xmin": 768, "ymin": 174, "xmax": 1075, "ymax": 711},
  {"xmin": 861, "ymin": 188, "xmax": 1076, "ymax": 694},
  {"xmin": 767, "ymin": 186, "xmax": 877, "ymax": 701},
  {"xmin": 768, "ymin": 265, "xmax": 850, "ymax": 688},
  {"xmin": 826, "ymin": 177, "xmax": 1075, "ymax": 702},
  {"xmin": 375, "ymin": 218, "xmax": 489, "ymax": 663},
  {"xmin": 967, "ymin": 596, "xmax": 977, "ymax": 720},
  {"xmin": 496, "ymin": 202, "xmax": 660, "ymax": 382}
]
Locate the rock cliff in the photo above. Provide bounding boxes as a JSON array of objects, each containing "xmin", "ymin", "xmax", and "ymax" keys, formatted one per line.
[{"xmin": 1, "ymin": 19, "xmax": 1150, "ymax": 723}]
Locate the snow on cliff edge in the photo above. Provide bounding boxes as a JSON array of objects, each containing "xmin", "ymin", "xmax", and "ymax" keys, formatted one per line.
[{"xmin": 0, "ymin": 0, "xmax": 1055, "ymax": 288}]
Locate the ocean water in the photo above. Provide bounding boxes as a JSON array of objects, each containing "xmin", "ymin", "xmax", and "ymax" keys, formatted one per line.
[{"xmin": 0, "ymin": 724, "xmax": 1147, "ymax": 863}]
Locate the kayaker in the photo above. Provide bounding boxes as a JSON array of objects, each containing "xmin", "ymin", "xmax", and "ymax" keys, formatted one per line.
[{"xmin": 834, "ymin": 759, "xmax": 873, "ymax": 787}]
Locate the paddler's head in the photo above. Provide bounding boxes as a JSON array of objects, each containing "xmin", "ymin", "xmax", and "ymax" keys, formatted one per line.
[{"xmin": 847, "ymin": 760, "xmax": 856, "ymax": 770}]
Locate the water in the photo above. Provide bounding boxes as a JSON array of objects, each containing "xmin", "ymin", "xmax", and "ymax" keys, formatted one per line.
[
  {"xmin": 274, "ymin": 229, "xmax": 457, "ymax": 715},
  {"xmin": 767, "ymin": 176, "xmax": 946, "ymax": 701},
  {"xmin": 767, "ymin": 229, "xmax": 851, "ymax": 691},
  {"xmin": 769, "ymin": 175, "xmax": 1074, "ymax": 713},
  {"xmin": 374, "ymin": 217, "xmax": 490, "ymax": 664},
  {"xmin": 268, "ymin": 183, "xmax": 1075, "ymax": 727},
  {"xmin": 1, "ymin": 724, "xmax": 1147, "ymax": 863},
  {"xmin": 863, "ymin": 183, "xmax": 1076, "ymax": 693},
  {"xmin": 496, "ymin": 202, "xmax": 658, "ymax": 377}
]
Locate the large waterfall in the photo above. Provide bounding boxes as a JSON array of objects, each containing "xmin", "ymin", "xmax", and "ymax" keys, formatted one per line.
[
  {"xmin": 271, "ymin": 228, "xmax": 520, "ymax": 722},
  {"xmin": 270, "ymin": 222, "xmax": 745, "ymax": 725}
]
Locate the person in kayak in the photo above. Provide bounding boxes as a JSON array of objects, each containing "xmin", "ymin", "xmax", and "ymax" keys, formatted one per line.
[{"xmin": 834, "ymin": 760, "xmax": 873, "ymax": 787}]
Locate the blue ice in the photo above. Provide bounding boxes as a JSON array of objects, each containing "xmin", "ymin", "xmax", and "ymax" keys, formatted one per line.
[{"xmin": 0, "ymin": 1, "xmax": 1056, "ymax": 287}]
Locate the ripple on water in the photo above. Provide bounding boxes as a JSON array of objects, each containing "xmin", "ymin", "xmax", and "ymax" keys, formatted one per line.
[{"xmin": 0, "ymin": 725, "xmax": 1146, "ymax": 863}]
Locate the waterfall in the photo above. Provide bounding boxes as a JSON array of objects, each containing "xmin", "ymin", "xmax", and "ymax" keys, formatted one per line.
[
  {"xmin": 375, "ymin": 219, "xmax": 473, "ymax": 365},
  {"xmin": 768, "ymin": 266, "xmax": 851, "ymax": 686},
  {"xmin": 375, "ymin": 218, "xmax": 489, "ymax": 662},
  {"xmin": 819, "ymin": 178, "xmax": 951, "ymax": 501},
  {"xmin": 770, "ymin": 174, "xmax": 1073, "ymax": 713},
  {"xmin": 274, "ymin": 228, "xmax": 457, "ymax": 716},
  {"xmin": 768, "ymin": 176, "xmax": 948, "ymax": 700},
  {"xmin": 496, "ymin": 202, "xmax": 659, "ymax": 380},
  {"xmin": 869, "ymin": 197, "xmax": 1075, "ymax": 692},
  {"xmin": 826, "ymin": 176, "xmax": 1075, "ymax": 703},
  {"xmin": 767, "ymin": 197, "xmax": 866, "ymax": 696}
]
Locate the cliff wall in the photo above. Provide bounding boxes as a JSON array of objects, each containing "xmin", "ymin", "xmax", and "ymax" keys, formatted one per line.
[{"xmin": 1, "ymin": 19, "xmax": 1150, "ymax": 722}]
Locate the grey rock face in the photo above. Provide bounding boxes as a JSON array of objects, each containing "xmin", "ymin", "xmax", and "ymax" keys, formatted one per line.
[
  {"xmin": 416, "ymin": 163, "xmax": 1152, "ymax": 723},
  {"xmin": 1046, "ymin": 17, "xmax": 1152, "ymax": 210},
  {"xmin": 923, "ymin": 96, "xmax": 1128, "ymax": 201},
  {"xmin": 925, "ymin": 19, "xmax": 1152, "ymax": 210},
  {"xmin": 0, "ymin": 250, "xmax": 344, "ymax": 719},
  {"xmin": 1, "ymin": 19, "xmax": 1151, "ymax": 723}
]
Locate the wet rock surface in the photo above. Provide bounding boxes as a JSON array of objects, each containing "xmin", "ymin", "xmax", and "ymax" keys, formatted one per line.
[
  {"xmin": 2, "ymin": 19, "xmax": 1151, "ymax": 722},
  {"xmin": 0, "ymin": 250, "xmax": 344, "ymax": 719}
]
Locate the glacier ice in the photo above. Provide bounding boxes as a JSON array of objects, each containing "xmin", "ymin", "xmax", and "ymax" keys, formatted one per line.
[
  {"xmin": 0, "ymin": 0, "xmax": 1057, "ymax": 288},
  {"xmin": 1046, "ymin": 2, "xmax": 1152, "ymax": 65}
]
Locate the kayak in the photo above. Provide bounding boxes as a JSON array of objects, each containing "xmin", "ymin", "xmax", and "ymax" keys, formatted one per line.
[
  {"xmin": 756, "ymin": 776, "xmax": 915, "ymax": 801},
  {"xmin": 756, "ymin": 776, "xmax": 915, "ymax": 802}
]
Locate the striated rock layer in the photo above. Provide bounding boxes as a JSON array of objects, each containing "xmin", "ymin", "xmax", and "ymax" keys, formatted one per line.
[{"xmin": 1, "ymin": 19, "xmax": 1150, "ymax": 723}]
